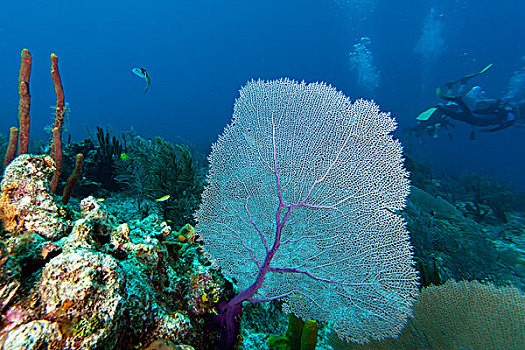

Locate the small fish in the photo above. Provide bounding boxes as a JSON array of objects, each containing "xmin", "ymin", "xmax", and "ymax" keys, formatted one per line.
[
  {"xmin": 96, "ymin": 198, "xmax": 105, "ymax": 202},
  {"xmin": 155, "ymin": 195, "xmax": 170, "ymax": 202},
  {"xmin": 132, "ymin": 67, "xmax": 150, "ymax": 93},
  {"xmin": 120, "ymin": 152, "xmax": 130, "ymax": 160}
]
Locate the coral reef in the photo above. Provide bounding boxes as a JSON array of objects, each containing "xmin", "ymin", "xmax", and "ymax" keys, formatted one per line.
[
  {"xmin": 54, "ymin": 128, "xmax": 203, "ymax": 227},
  {"xmin": 404, "ymin": 174, "xmax": 525, "ymax": 291},
  {"xmin": 459, "ymin": 174, "xmax": 513, "ymax": 223},
  {"xmin": 1, "ymin": 320, "xmax": 62, "ymax": 349},
  {"xmin": 328, "ymin": 280, "xmax": 525, "ymax": 349},
  {"xmin": 238, "ymin": 301, "xmax": 287, "ymax": 349},
  {"xmin": 0, "ymin": 47, "xmax": 524, "ymax": 350},
  {"xmin": 0, "ymin": 240, "xmax": 20, "ymax": 317},
  {"xmin": 146, "ymin": 140, "xmax": 202, "ymax": 227},
  {"xmin": 0, "ymin": 155, "xmax": 230, "ymax": 349},
  {"xmin": 39, "ymin": 249, "xmax": 126, "ymax": 348},
  {"xmin": 406, "ymin": 186, "xmax": 502, "ymax": 285}
]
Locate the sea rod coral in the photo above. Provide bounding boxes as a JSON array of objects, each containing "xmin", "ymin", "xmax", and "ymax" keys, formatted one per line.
[{"xmin": 195, "ymin": 78, "xmax": 418, "ymax": 348}]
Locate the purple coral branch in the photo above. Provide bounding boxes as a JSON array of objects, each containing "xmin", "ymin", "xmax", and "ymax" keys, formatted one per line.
[
  {"xmin": 238, "ymin": 237, "xmax": 261, "ymax": 269},
  {"xmin": 222, "ymin": 123, "xmax": 295, "ymax": 309},
  {"xmin": 245, "ymin": 197, "xmax": 269, "ymax": 253},
  {"xmin": 227, "ymin": 117, "xmax": 351, "ymax": 308},
  {"xmin": 216, "ymin": 118, "xmax": 352, "ymax": 348},
  {"xmin": 268, "ymin": 266, "xmax": 347, "ymax": 286}
]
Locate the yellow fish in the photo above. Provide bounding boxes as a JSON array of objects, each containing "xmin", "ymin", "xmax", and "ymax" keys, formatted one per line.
[{"xmin": 155, "ymin": 195, "xmax": 170, "ymax": 202}]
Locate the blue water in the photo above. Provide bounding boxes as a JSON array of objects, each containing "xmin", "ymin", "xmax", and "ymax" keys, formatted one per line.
[{"xmin": 0, "ymin": 0, "xmax": 524, "ymax": 189}]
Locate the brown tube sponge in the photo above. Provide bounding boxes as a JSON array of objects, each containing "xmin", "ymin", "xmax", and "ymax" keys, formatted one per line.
[
  {"xmin": 62, "ymin": 154, "xmax": 83, "ymax": 205},
  {"xmin": 49, "ymin": 127, "xmax": 62, "ymax": 193},
  {"xmin": 4, "ymin": 127, "xmax": 19, "ymax": 167},
  {"xmin": 17, "ymin": 49, "xmax": 31, "ymax": 155}
]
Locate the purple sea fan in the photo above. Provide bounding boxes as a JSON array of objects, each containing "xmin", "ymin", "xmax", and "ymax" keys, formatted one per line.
[{"xmin": 195, "ymin": 78, "xmax": 418, "ymax": 346}]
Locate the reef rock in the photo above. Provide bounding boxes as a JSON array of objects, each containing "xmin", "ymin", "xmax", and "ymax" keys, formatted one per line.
[
  {"xmin": 0, "ymin": 241, "xmax": 19, "ymax": 316},
  {"xmin": 0, "ymin": 320, "xmax": 62, "ymax": 350},
  {"xmin": 0, "ymin": 155, "xmax": 230, "ymax": 349},
  {"xmin": 0, "ymin": 154, "xmax": 68, "ymax": 240},
  {"xmin": 145, "ymin": 339, "xmax": 195, "ymax": 350},
  {"xmin": 63, "ymin": 196, "xmax": 114, "ymax": 251},
  {"xmin": 39, "ymin": 250, "xmax": 125, "ymax": 349}
]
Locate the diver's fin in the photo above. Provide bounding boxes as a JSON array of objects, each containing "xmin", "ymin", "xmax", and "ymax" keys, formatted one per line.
[
  {"xmin": 462, "ymin": 63, "xmax": 493, "ymax": 80},
  {"xmin": 479, "ymin": 63, "xmax": 493, "ymax": 74},
  {"xmin": 416, "ymin": 107, "xmax": 438, "ymax": 121},
  {"xmin": 437, "ymin": 64, "xmax": 493, "ymax": 100}
]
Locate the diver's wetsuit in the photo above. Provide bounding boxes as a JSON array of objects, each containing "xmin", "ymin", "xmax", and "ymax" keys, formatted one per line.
[{"xmin": 436, "ymin": 96, "xmax": 516, "ymax": 132}]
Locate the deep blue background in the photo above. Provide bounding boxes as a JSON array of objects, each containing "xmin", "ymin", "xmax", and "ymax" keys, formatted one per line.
[{"xmin": 0, "ymin": 0, "xmax": 524, "ymax": 190}]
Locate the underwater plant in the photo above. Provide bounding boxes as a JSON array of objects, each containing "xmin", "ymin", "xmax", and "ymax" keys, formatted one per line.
[
  {"xmin": 114, "ymin": 133, "xmax": 203, "ymax": 226},
  {"xmin": 146, "ymin": 138, "xmax": 202, "ymax": 227},
  {"xmin": 113, "ymin": 132, "xmax": 154, "ymax": 214},
  {"xmin": 92, "ymin": 126, "xmax": 123, "ymax": 190},
  {"xmin": 195, "ymin": 79, "xmax": 418, "ymax": 348}
]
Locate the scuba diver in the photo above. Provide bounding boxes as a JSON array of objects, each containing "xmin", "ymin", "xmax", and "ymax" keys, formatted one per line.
[{"xmin": 413, "ymin": 64, "xmax": 521, "ymax": 140}]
